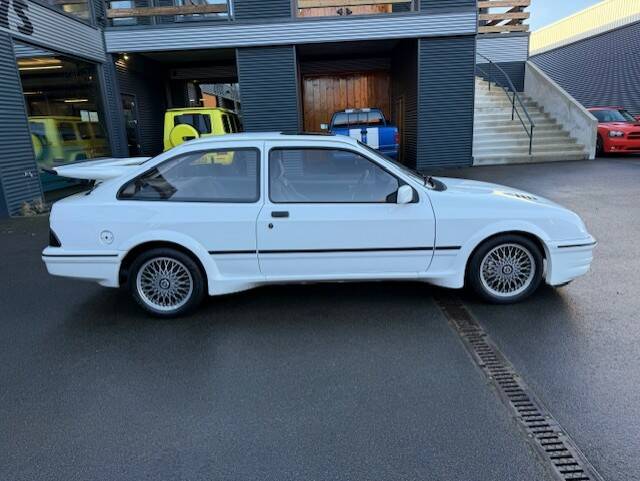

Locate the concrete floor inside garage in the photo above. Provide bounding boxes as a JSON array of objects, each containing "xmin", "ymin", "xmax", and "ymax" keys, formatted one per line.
[{"xmin": 1, "ymin": 157, "xmax": 639, "ymax": 481}]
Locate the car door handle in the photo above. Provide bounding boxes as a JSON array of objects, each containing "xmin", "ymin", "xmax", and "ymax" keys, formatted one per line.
[{"xmin": 271, "ymin": 211, "xmax": 289, "ymax": 218}]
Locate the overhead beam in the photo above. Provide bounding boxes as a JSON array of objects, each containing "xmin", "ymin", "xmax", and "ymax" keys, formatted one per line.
[{"xmin": 107, "ymin": 4, "xmax": 227, "ymax": 18}]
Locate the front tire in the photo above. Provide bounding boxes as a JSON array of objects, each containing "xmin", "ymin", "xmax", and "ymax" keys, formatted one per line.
[
  {"xmin": 128, "ymin": 248, "xmax": 205, "ymax": 318},
  {"xmin": 467, "ymin": 234, "xmax": 543, "ymax": 304},
  {"xmin": 596, "ymin": 135, "xmax": 605, "ymax": 157}
]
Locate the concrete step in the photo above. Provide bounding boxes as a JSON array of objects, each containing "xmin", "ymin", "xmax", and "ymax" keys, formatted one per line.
[
  {"xmin": 475, "ymin": 106, "xmax": 543, "ymax": 115},
  {"xmin": 473, "ymin": 145, "xmax": 586, "ymax": 157},
  {"xmin": 474, "ymin": 134, "xmax": 573, "ymax": 145},
  {"xmin": 475, "ymin": 113, "xmax": 551, "ymax": 122},
  {"xmin": 474, "ymin": 123, "xmax": 565, "ymax": 134},
  {"xmin": 474, "ymin": 151, "xmax": 590, "ymax": 166},
  {"xmin": 474, "ymin": 139, "xmax": 580, "ymax": 151},
  {"xmin": 474, "ymin": 127, "xmax": 570, "ymax": 138},
  {"xmin": 474, "ymin": 118, "xmax": 558, "ymax": 128}
]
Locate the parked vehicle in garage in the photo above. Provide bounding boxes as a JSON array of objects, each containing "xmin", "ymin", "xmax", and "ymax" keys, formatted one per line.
[
  {"xmin": 29, "ymin": 116, "xmax": 110, "ymax": 191},
  {"xmin": 588, "ymin": 107, "xmax": 640, "ymax": 155},
  {"xmin": 323, "ymin": 108, "xmax": 399, "ymax": 159},
  {"xmin": 163, "ymin": 107, "xmax": 240, "ymax": 151},
  {"xmin": 42, "ymin": 133, "xmax": 596, "ymax": 317}
]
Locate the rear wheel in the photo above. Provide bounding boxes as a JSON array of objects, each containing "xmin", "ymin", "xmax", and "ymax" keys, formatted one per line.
[
  {"xmin": 467, "ymin": 234, "xmax": 543, "ymax": 304},
  {"xmin": 128, "ymin": 248, "xmax": 205, "ymax": 318}
]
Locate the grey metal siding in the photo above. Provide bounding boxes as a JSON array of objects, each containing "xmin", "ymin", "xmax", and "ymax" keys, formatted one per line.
[
  {"xmin": 99, "ymin": 55, "xmax": 129, "ymax": 157},
  {"xmin": 105, "ymin": 11, "xmax": 477, "ymax": 52},
  {"xmin": 236, "ymin": 46, "xmax": 301, "ymax": 133},
  {"xmin": 420, "ymin": 0, "xmax": 476, "ymax": 11},
  {"xmin": 0, "ymin": 1, "xmax": 105, "ymax": 62},
  {"xmin": 417, "ymin": 35, "xmax": 475, "ymax": 169},
  {"xmin": 476, "ymin": 33, "xmax": 529, "ymax": 63},
  {"xmin": 531, "ymin": 21, "xmax": 640, "ymax": 117},
  {"xmin": 476, "ymin": 61, "xmax": 525, "ymax": 92},
  {"xmin": 115, "ymin": 55, "xmax": 167, "ymax": 156},
  {"xmin": 233, "ymin": 0, "xmax": 291, "ymax": 20},
  {"xmin": 391, "ymin": 40, "xmax": 418, "ymax": 168},
  {"xmin": 300, "ymin": 57, "xmax": 391, "ymax": 76},
  {"xmin": 0, "ymin": 32, "xmax": 42, "ymax": 217}
]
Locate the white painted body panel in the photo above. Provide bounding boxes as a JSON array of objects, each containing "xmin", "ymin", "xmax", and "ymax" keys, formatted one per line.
[{"xmin": 42, "ymin": 133, "xmax": 596, "ymax": 297}]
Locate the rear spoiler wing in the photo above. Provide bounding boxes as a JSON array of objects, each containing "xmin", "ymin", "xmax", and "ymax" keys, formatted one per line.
[{"xmin": 44, "ymin": 157, "xmax": 151, "ymax": 181}]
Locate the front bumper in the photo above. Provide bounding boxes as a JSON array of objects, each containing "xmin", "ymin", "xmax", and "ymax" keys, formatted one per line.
[
  {"xmin": 606, "ymin": 138, "xmax": 640, "ymax": 153},
  {"xmin": 42, "ymin": 247, "xmax": 122, "ymax": 287},
  {"xmin": 546, "ymin": 236, "xmax": 597, "ymax": 286}
]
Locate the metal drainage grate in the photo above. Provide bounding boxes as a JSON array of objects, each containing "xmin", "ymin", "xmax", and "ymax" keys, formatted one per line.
[{"xmin": 435, "ymin": 295, "xmax": 605, "ymax": 481}]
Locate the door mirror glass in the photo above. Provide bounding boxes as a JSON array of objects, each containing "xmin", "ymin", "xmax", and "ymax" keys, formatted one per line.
[
  {"xmin": 320, "ymin": 123, "xmax": 328, "ymax": 131},
  {"xmin": 397, "ymin": 185, "xmax": 413, "ymax": 204}
]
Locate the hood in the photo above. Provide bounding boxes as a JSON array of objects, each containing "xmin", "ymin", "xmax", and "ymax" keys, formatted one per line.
[
  {"xmin": 600, "ymin": 122, "xmax": 640, "ymax": 131},
  {"xmin": 49, "ymin": 157, "xmax": 151, "ymax": 181},
  {"xmin": 435, "ymin": 177, "xmax": 558, "ymax": 206}
]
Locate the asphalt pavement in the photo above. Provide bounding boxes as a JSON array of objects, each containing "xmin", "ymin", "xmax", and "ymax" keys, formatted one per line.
[{"xmin": 1, "ymin": 157, "xmax": 639, "ymax": 481}]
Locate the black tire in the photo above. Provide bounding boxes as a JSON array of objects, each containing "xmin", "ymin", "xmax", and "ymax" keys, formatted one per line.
[
  {"xmin": 596, "ymin": 135, "xmax": 605, "ymax": 157},
  {"xmin": 128, "ymin": 247, "xmax": 205, "ymax": 318},
  {"xmin": 467, "ymin": 234, "xmax": 544, "ymax": 304}
]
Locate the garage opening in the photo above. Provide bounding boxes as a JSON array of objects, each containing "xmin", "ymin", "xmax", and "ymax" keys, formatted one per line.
[{"xmin": 297, "ymin": 39, "xmax": 417, "ymax": 166}]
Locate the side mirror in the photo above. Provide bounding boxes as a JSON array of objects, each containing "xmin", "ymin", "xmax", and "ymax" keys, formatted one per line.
[
  {"xmin": 397, "ymin": 185, "xmax": 413, "ymax": 204},
  {"xmin": 320, "ymin": 123, "xmax": 329, "ymax": 131}
]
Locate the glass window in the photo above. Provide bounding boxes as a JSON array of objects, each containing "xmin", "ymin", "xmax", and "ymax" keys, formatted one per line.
[
  {"xmin": 221, "ymin": 115, "xmax": 231, "ymax": 134},
  {"xmin": 40, "ymin": 0, "xmax": 90, "ymax": 21},
  {"xmin": 15, "ymin": 41, "xmax": 111, "ymax": 190},
  {"xmin": 174, "ymin": 114, "xmax": 212, "ymax": 134},
  {"xmin": 119, "ymin": 149, "xmax": 260, "ymax": 203},
  {"xmin": 591, "ymin": 109, "xmax": 636, "ymax": 123},
  {"xmin": 331, "ymin": 110, "xmax": 386, "ymax": 128},
  {"xmin": 269, "ymin": 148, "xmax": 399, "ymax": 203}
]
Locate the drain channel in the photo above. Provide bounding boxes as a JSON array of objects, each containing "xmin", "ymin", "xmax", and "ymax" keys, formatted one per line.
[{"xmin": 435, "ymin": 295, "xmax": 605, "ymax": 481}]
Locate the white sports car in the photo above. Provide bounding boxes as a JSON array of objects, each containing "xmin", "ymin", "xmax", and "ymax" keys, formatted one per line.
[{"xmin": 42, "ymin": 133, "xmax": 596, "ymax": 317}]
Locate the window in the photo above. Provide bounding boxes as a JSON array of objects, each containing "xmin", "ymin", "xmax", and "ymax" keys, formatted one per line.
[
  {"xmin": 221, "ymin": 115, "xmax": 231, "ymax": 134},
  {"xmin": 269, "ymin": 148, "xmax": 399, "ymax": 203},
  {"xmin": 78, "ymin": 123, "xmax": 92, "ymax": 140},
  {"xmin": 591, "ymin": 109, "xmax": 636, "ymax": 123},
  {"xmin": 59, "ymin": 122, "xmax": 77, "ymax": 142},
  {"xmin": 119, "ymin": 149, "xmax": 259, "ymax": 202},
  {"xmin": 331, "ymin": 111, "xmax": 386, "ymax": 128},
  {"xmin": 174, "ymin": 114, "xmax": 212, "ymax": 135}
]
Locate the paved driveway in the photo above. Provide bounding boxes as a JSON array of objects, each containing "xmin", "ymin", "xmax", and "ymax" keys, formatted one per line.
[{"xmin": 1, "ymin": 158, "xmax": 639, "ymax": 480}]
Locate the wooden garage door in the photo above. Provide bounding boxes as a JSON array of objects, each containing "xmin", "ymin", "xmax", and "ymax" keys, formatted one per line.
[{"xmin": 302, "ymin": 71, "xmax": 391, "ymax": 132}]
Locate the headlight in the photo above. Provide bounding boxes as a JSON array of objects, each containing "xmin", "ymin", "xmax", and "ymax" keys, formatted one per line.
[{"xmin": 609, "ymin": 130, "xmax": 625, "ymax": 138}]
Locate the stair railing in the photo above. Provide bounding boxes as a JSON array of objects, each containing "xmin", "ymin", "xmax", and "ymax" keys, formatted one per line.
[{"xmin": 476, "ymin": 52, "xmax": 535, "ymax": 155}]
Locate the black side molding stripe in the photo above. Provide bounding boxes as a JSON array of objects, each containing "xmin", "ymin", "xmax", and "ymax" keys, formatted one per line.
[
  {"xmin": 209, "ymin": 246, "xmax": 462, "ymax": 255},
  {"xmin": 557, "ymin": 241, "xmax": 597, "ymax": 249},
  {"xmin": 42, "ymin": 254, "xmax": 118, "ymax": 258}
]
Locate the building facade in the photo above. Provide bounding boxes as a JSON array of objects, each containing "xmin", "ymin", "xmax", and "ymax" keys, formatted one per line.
[{"xmin": 0, "ymin": 0, "xmax": 525, "ymax": 218}]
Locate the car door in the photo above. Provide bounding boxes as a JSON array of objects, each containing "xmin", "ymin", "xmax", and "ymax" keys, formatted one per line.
[{"xmin": 257, "ymin": 142, "xmax": 435, "ymax": 280}]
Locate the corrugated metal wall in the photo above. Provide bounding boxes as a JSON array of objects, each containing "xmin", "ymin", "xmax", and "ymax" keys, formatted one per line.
[
  {"xmin": 532, "ymin": 21, "xmax": 640, "ymax": 116},
  {"xmin": 476, "ymin": 61, "xmax": 525, "ymax": 92},
  {"xmin": 417, "ymin": 35, "xmax": 475, "ymax": 169},
  {"xmin": 0, "ymin": 32, "xmax": 43, "ymax": 216},
  {"xmin": 391, "ymin": 40, "xmax": 418, "ymax": 168},
  {"xmin": 420, "ymin": 0, "xmax": 477, "ymax": 11},
  {"xmin": 300, "ymin": 57, "xmax": 391, "ymax": 76},
  {"xmin": 236, "ymin": 46, "xmax": 301, "ymax": 133},
  {"xmin": 233, "ymin": 0, "xmax": 292, "ymax": 20},
  {"xmin": 115, "ymin": 55, "xmax": 167, "ymax": 156},
  {"xmin": 99, "ymin": 55, "xmax": 129, "ymax": 157}
]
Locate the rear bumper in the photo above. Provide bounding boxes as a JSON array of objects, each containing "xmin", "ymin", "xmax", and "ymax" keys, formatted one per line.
[
  {"xmin": 42, "ymin": 247, "xmax": 122, "ymax": 287},
  {"xmin": 546, "ymin": 237, "xmax": 597, "ymax": 286}
]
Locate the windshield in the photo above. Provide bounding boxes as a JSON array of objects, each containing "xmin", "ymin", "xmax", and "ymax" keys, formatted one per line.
[
  {"xmin": 592, "ymin": 109, "xmax": 636, "ymax": 123},
  {"xmin": 356, "ymin": 140, "xmax": 429, "ymax": 185}
]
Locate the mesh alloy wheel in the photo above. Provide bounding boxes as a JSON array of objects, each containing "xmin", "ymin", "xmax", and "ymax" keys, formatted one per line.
[
  {"xmin": 479, "ymin": 243, "xmax": 536, "ymax": 298},
  {"xmin": 136, "ymin": 257, "xmax": 194, "ymax": 312}
]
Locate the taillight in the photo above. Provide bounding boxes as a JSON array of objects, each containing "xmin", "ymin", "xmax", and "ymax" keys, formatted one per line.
[
  {"xmin": 395, "ymin": 131, "xmax": 400, "ymax": 144},
  {"xmin": 49, "ymin": 229, "xmax": 61, "ymax": 247}
]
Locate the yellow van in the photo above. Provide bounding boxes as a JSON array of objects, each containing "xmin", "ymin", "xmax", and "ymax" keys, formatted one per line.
[
  {"xmin": 29, "ymin": 116, "xmax": 109, "ymax": 168},
  {"xmin": 163, "ymin": 107, "xmax": 241, "ymax": 151}
]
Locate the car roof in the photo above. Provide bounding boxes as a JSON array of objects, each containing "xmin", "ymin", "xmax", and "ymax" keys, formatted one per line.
[{"xmin": 186, "ymin": 132, "xmax": 360, "ymax": 147}]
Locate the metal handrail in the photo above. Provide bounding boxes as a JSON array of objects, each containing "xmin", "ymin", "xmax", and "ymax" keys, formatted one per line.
[{"xmin": 476, "ymin": 52, "xmax": 535, "ymax": 155}]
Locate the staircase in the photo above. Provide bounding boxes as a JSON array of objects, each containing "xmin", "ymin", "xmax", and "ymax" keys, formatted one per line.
[{"xmin": 474, "ymin": 77, "xmax": 590, "ymax": 165}]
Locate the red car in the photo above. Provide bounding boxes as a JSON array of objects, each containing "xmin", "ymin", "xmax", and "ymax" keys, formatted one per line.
[{"xmin": 589, "ymin": 107, "xmax": 640, "ymax": 155}]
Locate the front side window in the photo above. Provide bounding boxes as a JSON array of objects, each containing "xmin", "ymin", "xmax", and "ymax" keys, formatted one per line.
[
  {"xmin": 174, "ymin": 114, "xmax": 212, "ymax": 135},
  {"xmin": 221, "ymin": 115, "xmax": 231, "ymax": 133},
  {"xmin": 269, "ymin": 148, "xmax": 399, "ymax": 203},
  {"xmin": 59, "ymin": 122, "xmax": 77, "ymax": 142},
  {"xmin": 119, "ymin": 149, "xmax": 260, "ymax": 202}
]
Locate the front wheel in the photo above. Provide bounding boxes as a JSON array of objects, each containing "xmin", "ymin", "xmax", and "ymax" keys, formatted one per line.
[
  {"xmin": 128, "ymin": 248, "xmax": 205, "ymax": 318},
  {"xmin": 467, "ymin": 235, "xmax": 543, "ymax": 304},
  {"xmin": 596, "ymin": 135, "xmax": 605, "ymax": 157}
]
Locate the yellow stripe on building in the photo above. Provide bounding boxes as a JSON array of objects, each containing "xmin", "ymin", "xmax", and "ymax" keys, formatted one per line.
[{"xmin": 530, "ymin": 0, "xmax": 640, "ymax": 55}]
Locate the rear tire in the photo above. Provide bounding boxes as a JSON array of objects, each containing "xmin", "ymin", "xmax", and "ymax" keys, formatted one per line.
[
  {"xmin": 467, "ymin": 234, "xmax": 543, "ymax": 304},
  {"xmin": 128, "ymin": 248, "xmax": 205, "ymax": 318}
]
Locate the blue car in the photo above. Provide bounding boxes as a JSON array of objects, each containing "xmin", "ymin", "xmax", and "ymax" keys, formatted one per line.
[{"xmin": 325, "ymin": 108, "xmax": 399, "ymax": 160}]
